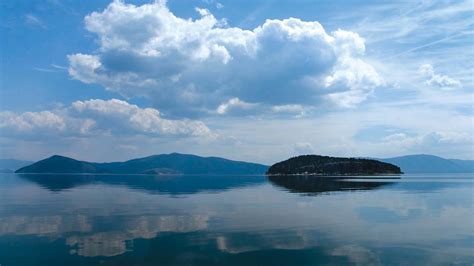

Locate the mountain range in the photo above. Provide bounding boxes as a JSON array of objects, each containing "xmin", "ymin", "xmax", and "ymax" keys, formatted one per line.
[
  {"xmin": 5, "ymin": 153, "xmax": 474, "ymax": 175},
  {"xmin": 380, "ymin": 154, "xmax": 474, "ymax": 173},
  {"xmin": 14, "ymin": 153, "xmax": 268, "ymax": 175},
  {"xmin": 0, "ymin": 159, "xmax": 33, "ymax": 173}
]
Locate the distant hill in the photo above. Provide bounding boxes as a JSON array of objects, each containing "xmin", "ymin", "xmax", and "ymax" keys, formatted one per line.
[
  {"xmin": 448, "ymin": 159, "xmax": 474, "ymax": 173},
  {"xmin": 0, "ymin": 159, "xmax": 34, "ymax": 173},
  {"xmin": 380, "ymin": 154, "xmax": 474, "ymax": 173},
  {"xmin": 13, "ymin": 153, "xmax": 473, "ymax": 175},
  {"xmin": 15, "ymin": 153, "xmax": 269, "ymax": 175},
  {"xmin": 267, "ymin": 155, "xmax": 401, "ymax": 175}
]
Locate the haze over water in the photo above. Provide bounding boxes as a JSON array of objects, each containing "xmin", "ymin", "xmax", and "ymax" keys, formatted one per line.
[{"xmin": 0, "ymin": 173, "xmax": 472, "ymax": 265}]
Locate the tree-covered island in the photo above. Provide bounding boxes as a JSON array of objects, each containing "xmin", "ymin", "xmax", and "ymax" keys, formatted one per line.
[{"xmin": 267, "ymin": 155, "xmax": 402, "ymax": 176}]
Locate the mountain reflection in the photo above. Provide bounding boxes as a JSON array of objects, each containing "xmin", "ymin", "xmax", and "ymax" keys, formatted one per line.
[
  {"xmin": 268, "ymin": 175, "xmax": 396, "ymax": 195},
  {"xmin": 17, "ymin": 174, "xmax": 266, "ymax": 194}
]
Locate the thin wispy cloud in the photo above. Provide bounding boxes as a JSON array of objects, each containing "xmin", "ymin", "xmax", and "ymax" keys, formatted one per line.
[
  {"xmin": 24, "ymin": 14, "xmax": 46, "ymax": 29},
  {"xmin": 383, "ymin": 31, "xmax": 473, "ymax": 60},
  {"xmin": 33, "ymin": 64, "xmax": 69, "ymax": 73},
  {"xmin": 33, "ymin": 67, "xmax": 60, "ymax": 73}
]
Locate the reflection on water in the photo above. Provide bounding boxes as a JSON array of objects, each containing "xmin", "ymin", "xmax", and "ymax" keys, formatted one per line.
[
  {"xmin": 17, "ymin": 174, "xmax": 266, "ymax": 194},
  {"xmin": 66, "ymin": 215, "xmax": 209, "ymax": 257},
  {"xmin": 268, "ymin": 175, "xmax": 396, "ymax": 195},
  {"xmin": 0, "ymin": 173, "xmax": 473, "ymax": 265},
  {"xmin": 0, "ymin": 215, "xmax": 92, "ymax": 236}
]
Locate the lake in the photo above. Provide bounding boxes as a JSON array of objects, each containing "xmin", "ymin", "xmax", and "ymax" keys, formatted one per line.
[{"xmin": 0, "ymin": 173, "xmax": 473, "ymax": 265}]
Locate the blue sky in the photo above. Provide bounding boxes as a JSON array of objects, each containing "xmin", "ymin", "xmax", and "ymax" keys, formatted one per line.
[{"xmin": 0, "ymin": 0, "xmax": 473, "ymax": 163}]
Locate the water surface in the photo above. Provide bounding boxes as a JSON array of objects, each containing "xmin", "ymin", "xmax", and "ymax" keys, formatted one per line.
[{"xmin": 0, "ymin": 173, "xmax": 472, "ymax": 265}]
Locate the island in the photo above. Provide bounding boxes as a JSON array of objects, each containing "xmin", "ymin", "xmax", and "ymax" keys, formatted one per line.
[{"xmin": 266, "ymin": 155, "xmax": 402, "ymax": 176}]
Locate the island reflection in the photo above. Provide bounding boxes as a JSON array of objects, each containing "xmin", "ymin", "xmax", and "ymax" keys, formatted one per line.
[{"xmin": 268, "ymin": 175, "xmax": 397, "ymax": 195}]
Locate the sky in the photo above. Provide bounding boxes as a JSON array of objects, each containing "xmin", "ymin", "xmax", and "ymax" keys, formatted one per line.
[{"xmin": 0, "ymin": 0, "xmax": 473, "ymax": 164}]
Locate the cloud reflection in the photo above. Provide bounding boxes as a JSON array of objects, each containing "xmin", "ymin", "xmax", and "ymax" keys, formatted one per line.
[{"xmin": 67, "ymin": 215, "xmax": 209, "ymax": 257}]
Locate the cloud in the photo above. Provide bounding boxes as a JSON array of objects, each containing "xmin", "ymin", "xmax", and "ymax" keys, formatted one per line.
[
  {"xmin": 24, "ymin": 14, "xmax": 46, "ymax": 29},
  {"xmin": 216, "ymin": 98, "xmax": 258, "ymax": 115},
  {"xmin": 202, "ymin": 0, "xmax": 223, "ymax": 9},
  {"xmin": 419, "ymin": 64, "xmax": 462, "ymax": 88},
  {"xmin": 293, "ymin": 142, "xmax": 314, "ymax": 155},
  {"xmin": 33, "ymin": 64, "xmax": 68, "ymax": 73},
  {"xmin": 68, "ymin": 0, "xmax": 384, "ymax": 117},
  {"xmin": 271, "ymin": 104, "xmax": 306, "ymax": 116},
  {"xmin": 72, "ymin": 99, "xmax": 211, "ymax": 136},
  {"xmin": 215, "ymin": 99, "xmax": 307, "ymax": 117},
  {"xmin": 0, "ymin": 111, "xmax": 66, "ymax": 133},
  {"xmin": 0, "ymin": 99, "xmax": 213, "ymax": 138},
  {"xmin": 374, "ymin": 131, "xmax": 473, "ymax": 157}
]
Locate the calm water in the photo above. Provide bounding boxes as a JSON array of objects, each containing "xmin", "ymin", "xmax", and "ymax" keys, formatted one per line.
[{"xmin": 0, "ymin": 173, "xmax": 473, "ymax": 265}]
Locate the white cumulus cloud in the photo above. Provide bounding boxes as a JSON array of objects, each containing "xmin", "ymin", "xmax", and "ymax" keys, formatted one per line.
[
  {"xmin": 0, "ymin": 99, "xmax": 212, "ymax": 138},
  {"xmin": 0, "ymin": 111, "xmax": 66, "ymax": 133},
  {"xmin": 68, "ymin": 0, "xmax": 384, "ymax": 117},
  {"xmin": 72, "ymin": 99, "xmax": 211, "ymax": 136},
  {"xmin": 419, "ymin": 64, "xmax": 461, "ymax": 88}
]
